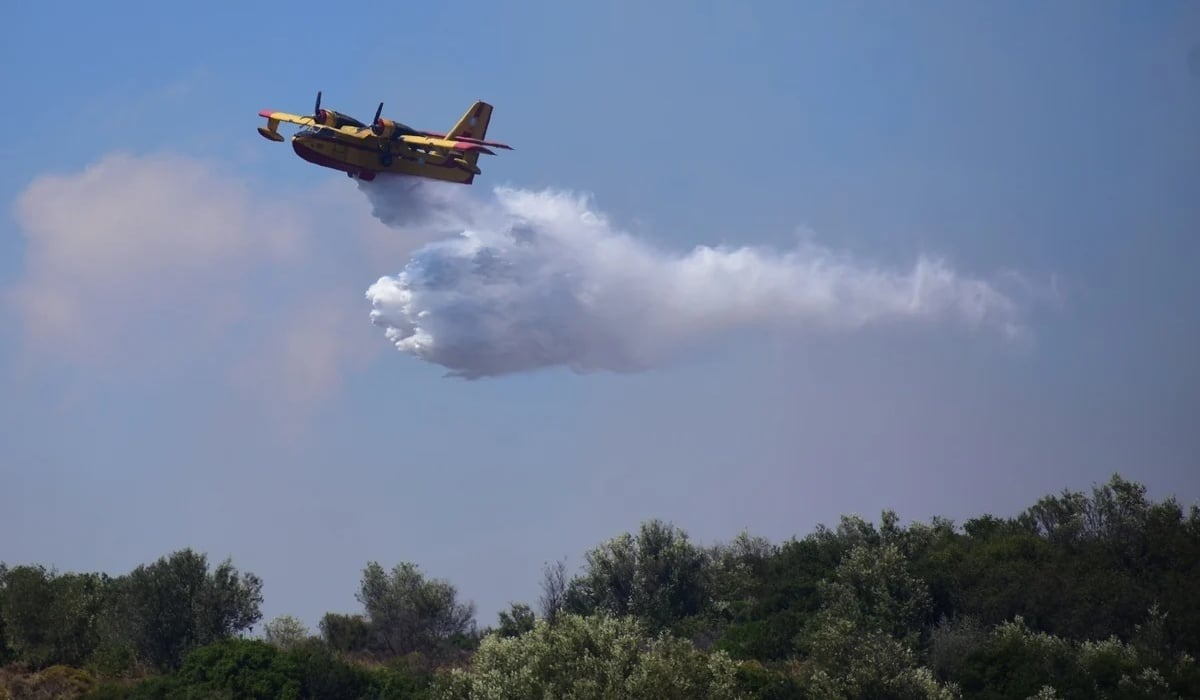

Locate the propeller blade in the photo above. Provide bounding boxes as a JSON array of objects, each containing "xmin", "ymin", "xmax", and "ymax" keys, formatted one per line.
[
  {"xmin": 374, "ymin": 102, "xmax": 384, "ymax": 123},
  {"xmin": 314, "ymin": 90, "xmax": 322, "ymax": 115}
]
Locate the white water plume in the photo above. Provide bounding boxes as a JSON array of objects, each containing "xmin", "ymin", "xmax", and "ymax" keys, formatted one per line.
[{"xmin": 362, "ymin": 177, "xmax": 1024, "ymax": 378}]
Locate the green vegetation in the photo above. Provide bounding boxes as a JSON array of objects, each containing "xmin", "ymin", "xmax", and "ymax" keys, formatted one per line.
[{"xmin": 2, "ymin": 474, "xmax": 1197, "ymax": 699}]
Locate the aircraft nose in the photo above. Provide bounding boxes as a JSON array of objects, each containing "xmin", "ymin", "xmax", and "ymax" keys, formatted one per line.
[{"xmin": 291, "ymin": 137, "xmax": 314, "ymax": 158}]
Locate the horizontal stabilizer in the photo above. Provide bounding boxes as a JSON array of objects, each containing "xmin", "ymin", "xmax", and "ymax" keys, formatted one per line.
[{"xmin": 454, "ymin": 135, "xmax": 513, "ymax": 150}]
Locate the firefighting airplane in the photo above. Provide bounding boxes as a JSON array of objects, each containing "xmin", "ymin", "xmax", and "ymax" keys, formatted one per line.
[{"xmin": 256, "ymin": 91, "xmax": 512, "ymax": 184}]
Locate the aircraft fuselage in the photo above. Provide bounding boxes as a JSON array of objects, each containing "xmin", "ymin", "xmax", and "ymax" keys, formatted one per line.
[
  {"xmin": 290, "ymin": 128, "xmax": 478, "ymax": 184},
  {"xmin": 256, "ymin": 97, "xmax": 505, "ymax": 185}
]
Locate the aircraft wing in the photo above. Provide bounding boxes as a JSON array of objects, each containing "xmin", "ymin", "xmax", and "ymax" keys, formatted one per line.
[
  {"xmin": 259, "ymin": 110, "xmax": 321, "ymax": 128},
  {"xmin": 396, "ymin": 134, "xmax": 497, "ymax": 155},
  {"xmin": 258, "ymin": 109, "xmax": 355, "ymax": 143}
]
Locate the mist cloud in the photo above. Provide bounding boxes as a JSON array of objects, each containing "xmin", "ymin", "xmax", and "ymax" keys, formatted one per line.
[
  {"xmin": 7, "ymin": 152, "xmax": 389, "ymax": 428},
  {"xmin": 8, "ymin": 153, "xmax": 306, "ymax": 364},
  {"xmin": 363, "ymin": 178, "xmax": 1025, "ymax": 378}
]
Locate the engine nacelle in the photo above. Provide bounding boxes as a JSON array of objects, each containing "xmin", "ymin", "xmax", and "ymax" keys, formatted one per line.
[
  {"xmin": 315, "ymin": 109, "xmax": 365, "ymax": 130},
  {"xmin": 371, "ymin": 117, "xmax": 398, "ymax": 139},
  {"xmin": 371, "ymin": 117, "xmax": 420, "ymax": 140}
]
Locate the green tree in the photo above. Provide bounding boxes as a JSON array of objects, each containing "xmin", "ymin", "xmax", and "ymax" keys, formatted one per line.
[
  {"xmin": 922, "ymin": 474, "xmax": 1200, "ymax": 653},
  {"xmin": 791, "ymin": 542, "xmax": 956, "ymax": 698},
  {"xmin": 0, "ymin": 563, "xmax": 9, "ymax": 665},
  {"xmin": 167, "ymin": 638, "xmax": 300, "ymax": 699},
  {"xmin": 0, "ymin": 564, "xmax": 56, "ymax": 666},
  {"xmin": 93, "ymin": 637, "xmax": 434, "ymax": 700},
  {"xmin": 0, "ymin": 565, "xmax": 111, "ymax": 668},
  {"xmin": 953, "ymin": 614, "xmax": 1200, "ymax": 699},
  {"xmin": 118, "ymin": 549, "xmax": 263, "ymax": 670},
  {"xmin": 713, "ymin": 527, "xmax": 845, "ymax": 660},
  {"xmin": 356, "ymin": 561, "xmax": 476, "ymax": 659},
  {"xmin": 813, "ymin": 542, "xmax": 933, "ymax": 646},
  {"xmin": 319, "ymin": 612, "xmax": 370, "ymax": 654},
  {"xmin": 566, "ymin": 519, "xmax": 709, "ymax": 632},
  {"xmin": 263, "ymin": 614, "xmax": 310, "ymax": 651},
  {"xmin": 927, "ymin": 615, "xmax": 988, "ymax": 683},
  {"xmin": 537, "ymin": 559, "xmax": 568, "ymax": 625},
  {"xmin": 432, "ymin": 614, "xmax": 737, "ymax": 700},
  {"xmin": 706, "ymin": 532, "xmax": 775, "ymax": 612},
  {"xmin": 494, "ymin": 603, "xmax": 536, "ymax": 639}
]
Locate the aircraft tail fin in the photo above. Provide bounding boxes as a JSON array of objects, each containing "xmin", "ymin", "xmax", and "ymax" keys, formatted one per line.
[
  {"xmin": 445, "ymin": 101, "xmax": 512, "ymax": 150},
  {"xmin": 438, "ymin": 101, "xmax": 511, "ymax": 183},
  {"xmin": 448, "ymin": 101, "xmax": 493, "ymax": 141}
]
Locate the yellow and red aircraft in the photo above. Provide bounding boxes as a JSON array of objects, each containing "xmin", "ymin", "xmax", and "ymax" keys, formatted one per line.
[{"xmin": 257, "ymin": 91, "xmax": 512, "ymax": 184}]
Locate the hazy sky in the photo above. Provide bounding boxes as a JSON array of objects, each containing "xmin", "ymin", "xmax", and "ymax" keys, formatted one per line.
[{"xmin": 2, "ymin": 1, "xmax": 1197, "ymax": 631}]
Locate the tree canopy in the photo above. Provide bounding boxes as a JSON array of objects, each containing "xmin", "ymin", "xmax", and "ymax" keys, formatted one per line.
[{"xmin": 2, "ymin": 473, "xmax": 1197, "ymax": 699}]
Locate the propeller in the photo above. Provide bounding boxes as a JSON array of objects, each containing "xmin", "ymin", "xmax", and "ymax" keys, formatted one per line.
[
  {"xmin": 371, "ymin": 102, "xmax": 420, "ymax": 140},
  {"xmin": 312, "ymin": 90, "xmax": 329, "ymax": 125},
  {"xmin": 371, "ymin": 102, "xmax": 387, "ymax": 135}
]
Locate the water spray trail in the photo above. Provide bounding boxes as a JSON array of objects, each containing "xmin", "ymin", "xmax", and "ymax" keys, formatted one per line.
[{"xmin": 362, "ymin": 177, "xmax": 1024, "ymax": 378}]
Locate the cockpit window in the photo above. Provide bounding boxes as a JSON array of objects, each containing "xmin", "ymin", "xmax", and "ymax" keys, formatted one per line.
[{"xmin": 297, "ymin": 126, "xmax": 336, "ymax": 139}]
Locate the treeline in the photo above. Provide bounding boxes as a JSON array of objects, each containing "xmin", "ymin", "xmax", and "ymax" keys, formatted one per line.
[{"xmin": 2, "ymin": 473, "xmax": 1198, "ymax": 699}]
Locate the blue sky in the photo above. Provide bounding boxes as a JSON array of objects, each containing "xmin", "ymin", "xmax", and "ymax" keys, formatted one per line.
[{"xmin": 2, "ymin": 1, "xmax": 1198, "ymax": 631}]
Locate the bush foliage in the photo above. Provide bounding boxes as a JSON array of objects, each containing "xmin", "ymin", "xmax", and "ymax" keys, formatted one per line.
[{"xmin": 1, "ymin": 473, "xmax": 1196, "ymax": 699}]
